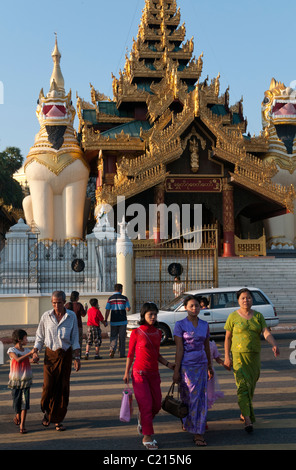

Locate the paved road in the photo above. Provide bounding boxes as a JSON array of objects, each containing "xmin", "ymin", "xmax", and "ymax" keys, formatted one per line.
[{"xmin": 0, "ymin": 329, "xmax": 296, "ymax": 456}]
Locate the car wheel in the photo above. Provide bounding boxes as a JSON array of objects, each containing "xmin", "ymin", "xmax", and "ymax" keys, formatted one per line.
[{"xmin": 159, "ymin": 324, "xmax": 171, "ymax": 345}]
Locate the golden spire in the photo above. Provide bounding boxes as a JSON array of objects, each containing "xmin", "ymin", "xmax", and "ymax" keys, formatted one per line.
[{"xmin": 49, "ymin": 33, "xmax": 65, "ymax": 95}]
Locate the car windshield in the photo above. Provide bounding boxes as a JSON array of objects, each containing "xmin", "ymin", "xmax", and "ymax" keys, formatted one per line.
[{"xmin": 162, "ymin": 294, "xmax": 187, "ymax": 311}]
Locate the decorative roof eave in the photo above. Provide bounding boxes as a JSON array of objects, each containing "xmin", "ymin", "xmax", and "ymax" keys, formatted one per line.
[
  {"xmin": 94, "ymin": 113, "xmax": 134, "ymax": 124},
  {"xmin": 198, "ymin": 103, "xmax": 247, "ymax": 148},
  {"xmin": 118, "ymin": 136, "xmax": 182, "ymax": 177},
  {"xmin": 77, "ymin": 105, "xmax": 134, "ymax": 128},
  {"xmin": 142, "ymin": 4, "xmax": 181, "ymax": 26},
  {"xmin": 96, "ymin": 165, "xmax": 168, "ymax": 206},
  {"xmin": 132, "ymin": 37, "xmax": 194, "ymax": 61},
  {"xmin": 243, "ymin": 134, "xmax": 269, "ymax": 153},
  {"xmin": 150, "ymin": 94, "xmax": 195, "ymax": 135},
  {"xmin": 229, "ymin": 170, "xmax": 295, "ymax": 214},
  {"xmin": 112, "ymin": 72, "xmax": 150, "ymax": 106},
  {"xmin": 133, "ymin": 48, "xmax": 193, "ymax": 62},
  {"xmin": 127, "ymin": 67, "xmax": 201, "ymax": 82},
  {"xmin": 211, "ymin": 140, "xmax": 295, "ymax": 213},
  {"xmin": 212, "ymin": 140, "xmax": 278, "ymax": 179},
  {"xmin": 76, "ymin": 94, "xmax": 96, "ymax": 133},
  {"xmin": 229, "ymin": 121, "xmax": 247, "ymax": 133},
  {"xmin": 144, "ymin": 0, "xmax": 178, "ymax": 13},
  {"xmin": 81, "ymin": 126, "xmax": 146, "ymax": 152},
  {"xmin": 125, "ymin": 53, "xmax": 202, "ymax": 84},
  {"xmin": 146, "ymin": 66, "xmax": 197, "ymax": 122},
  {"xmin": 138, "ymin": 22, "xmax": 186, "ymax": 44}
]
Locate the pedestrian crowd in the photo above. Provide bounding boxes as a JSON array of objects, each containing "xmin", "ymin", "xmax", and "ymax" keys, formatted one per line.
[{"xmin": 7, "ymin": 285, "xmax": 279, "ymax": 448}]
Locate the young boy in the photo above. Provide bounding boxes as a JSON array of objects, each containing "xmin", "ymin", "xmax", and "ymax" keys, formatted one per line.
[
  {"xmin": 85, "ymin": 299, "xmax": 107, "ymax": 359},
  {"xmin": 7, "ymin": 329, "xmax": 35, "ymax": 433}
]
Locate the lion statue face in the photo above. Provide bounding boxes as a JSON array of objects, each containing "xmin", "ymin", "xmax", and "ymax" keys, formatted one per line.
[
  {"xmin": 36, "ymin": 83, "xmax": 75, "ymax": 128},
  {"xmin": 262, "ymin": 78, "xmax": 296, "ymax": 128},
  {"xmin": 262, "ymin": 78, "xmax": 296, "ymax": 155}
]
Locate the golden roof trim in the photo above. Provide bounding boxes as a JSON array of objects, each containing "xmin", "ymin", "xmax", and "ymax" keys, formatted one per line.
[
  {"xmin": 230, "ymin": 169, "xmax": 295, "ymax": 213},
  {"xmin": 213, "ymin": 139, "xmax": 278, "ymax": 179},
  {"xmin": 81, "ymin": 126, "xmax": 146, "ymax": 152},
  {"xmin": 96, "ymin": 164, "xmax": 168, "ymax": 206},
  {"xmin": 24, "ymin": 151, "xmax": 89, "ymax": 175},
  {"xmin": 118, "ymin": 137, "xmax": 182, "ymax": 177}
]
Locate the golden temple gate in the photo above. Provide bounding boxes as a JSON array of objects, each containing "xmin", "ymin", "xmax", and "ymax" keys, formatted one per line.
[{"xmin": 132, "ymin": 225, "xmax": 218, "ymax": 312}]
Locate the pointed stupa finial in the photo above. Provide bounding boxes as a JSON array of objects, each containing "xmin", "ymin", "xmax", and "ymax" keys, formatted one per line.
[{"xmin": 49, "ymin": 33, "xmax": 65, "ymax": 95}]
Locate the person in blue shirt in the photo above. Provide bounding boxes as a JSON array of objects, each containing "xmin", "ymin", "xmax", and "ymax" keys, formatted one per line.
[{"xmin": 105, "ymin": 283, "xmax": 131, "ymax": 358}]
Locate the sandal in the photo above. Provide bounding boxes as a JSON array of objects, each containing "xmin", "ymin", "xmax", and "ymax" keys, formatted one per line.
[
  {"xmin": 42, "ymin": 414, "xmax": 50, "ymax": 427},
  {"xmin": 194, "ymin": 436, "xmax": 207, "ymax": 446},
  {"xmin": 143, "ymin": 439, "xmax": 158, "ymax": 450},
  {"xmin": 55, "ymin": 423, "xmax": 66, "ymax": 431},
  {"xmin": 244, "ymin": 424, "xmax": 253, "ymax": 433},
  {"xmin": 243, "ymin": 416, "xmax": 253, "ymax": 433}
]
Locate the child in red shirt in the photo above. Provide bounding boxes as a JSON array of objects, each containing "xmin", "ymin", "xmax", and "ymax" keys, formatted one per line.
[
  {"xmin": 84, "ymin": 299, "xmax": 107, "ymax": 359},
  {"xmin": 123, "ymin": 302, "xmax": 174, "ymax": 450}
]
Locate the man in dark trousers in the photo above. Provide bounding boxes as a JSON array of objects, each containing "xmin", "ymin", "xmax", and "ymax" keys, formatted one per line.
[{"xmin": 105, "ymin": 283, "xmax": 131, "ymax": 358}]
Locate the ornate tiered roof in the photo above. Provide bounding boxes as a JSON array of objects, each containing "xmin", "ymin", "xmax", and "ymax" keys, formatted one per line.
[{"xmin": 77, "ymin": 0, "xmax": 294, "ymax": 213}]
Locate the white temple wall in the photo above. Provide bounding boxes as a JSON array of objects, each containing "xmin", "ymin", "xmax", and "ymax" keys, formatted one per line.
[{"xmin": 0, "ymin": 293, "xmax": 112, "ymax": 327}]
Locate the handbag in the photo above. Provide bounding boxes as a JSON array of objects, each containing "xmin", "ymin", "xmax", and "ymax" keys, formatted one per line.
[
  {"xmin": 119, "ymin": 386, "xmax": 133, "ymax": 422},
  {"xmin": 161, "ymin": 383, "xmax": 188, "ymax": 419}
]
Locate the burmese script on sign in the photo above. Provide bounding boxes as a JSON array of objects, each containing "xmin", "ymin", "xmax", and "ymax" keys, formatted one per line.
[{"xmin": 165, "ymin": 177, "xmax": 222, "ymax": 192}]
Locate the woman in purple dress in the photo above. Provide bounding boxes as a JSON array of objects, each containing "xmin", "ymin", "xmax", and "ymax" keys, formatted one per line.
[{"xmin": 173, "ymin": 295, "xmax": 213, "ymax": 446}]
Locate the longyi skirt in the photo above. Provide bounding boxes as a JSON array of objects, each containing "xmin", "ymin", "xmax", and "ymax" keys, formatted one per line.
[
  {"xmin": 232, "ymin": 351, "xmax": 261, "ymax": 423},
  {"xmin": 179, "ymin": 363, "xmax": 208, "ymax": 435}
]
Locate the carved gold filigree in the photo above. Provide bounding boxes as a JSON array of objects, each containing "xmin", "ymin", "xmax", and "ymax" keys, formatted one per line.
[
  {"xmin": 80, "ymin": 0, "xmax": 294, "ymax": 217},
  {"xmin": 189, "ymin": 138, "xmax": 199, "ymax": 173},
  {"xmin": 117, "ymin": 136, "xmax": 182, "ymax": 177},
  {"xmin": 81, "ymin": 126, "xmax": 146, "ymax": 152},
  {"xmin": 265, "ymin": 155, "xmax": 296, "ymax": 175},
  {"xmin": 96, "ymin": 164, "xmax": 168, "ymax": 206},
  {"xmin": 214, "ymin": 138, "xmax": 278, "ymax": 180},
  {"xmin": 90, "ymin": 83, "xmax": 112, "ymax": 104},
  {"xmin": 112, "ymin": 70, "xmax": 149, "ymax": 106},
  {"xmin": 24, "ymin": 150, "xmax": 88, "ymax": 176},
  {"xmin": 231, "ymin": 167, "xmax": 295, "ymax": 213}
]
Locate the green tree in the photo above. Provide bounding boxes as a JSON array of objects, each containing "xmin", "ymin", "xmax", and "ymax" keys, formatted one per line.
[{"xmin": 0, "ymin": 147, "xmax": 23, "ymax": 208}]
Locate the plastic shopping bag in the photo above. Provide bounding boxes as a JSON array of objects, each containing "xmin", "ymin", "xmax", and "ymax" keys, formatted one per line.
[{"xmin": 119, "ymin": 387, "xmax": 133, "ymax": 422}]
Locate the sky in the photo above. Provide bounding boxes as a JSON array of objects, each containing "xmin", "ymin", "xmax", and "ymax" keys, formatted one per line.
[{"xmin": 0, "ymin": 0, "xmax": 296, "ymax": 160}]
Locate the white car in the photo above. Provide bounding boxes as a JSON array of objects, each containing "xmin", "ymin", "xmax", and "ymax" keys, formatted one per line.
[{"xmin": 126, "ymin": 286, "xmax": 279, "ymax": 345}]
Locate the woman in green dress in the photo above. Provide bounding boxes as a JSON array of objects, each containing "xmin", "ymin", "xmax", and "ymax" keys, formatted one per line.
[{"xmin": 224, "ymin": 288, "xmax": 279, "ymax": 432}]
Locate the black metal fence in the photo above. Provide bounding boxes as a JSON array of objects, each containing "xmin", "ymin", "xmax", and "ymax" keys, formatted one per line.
[
  {"xmin": 133, "ymin": 226, "xmax": 219, "ymax": 311},
  {"xmin": 0, "ymin": 235, "xmax": 116, "ymax": 294}
]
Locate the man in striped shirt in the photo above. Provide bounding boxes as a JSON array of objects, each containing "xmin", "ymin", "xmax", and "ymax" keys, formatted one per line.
[{"xmin": 105, "ymin": 283, "xmax": 131, "ymax": 358}]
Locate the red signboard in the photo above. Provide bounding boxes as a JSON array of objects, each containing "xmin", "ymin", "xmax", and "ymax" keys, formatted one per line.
[{"xmin": 165, "ymin": 177, "xmax": 222, "ymax": 192}]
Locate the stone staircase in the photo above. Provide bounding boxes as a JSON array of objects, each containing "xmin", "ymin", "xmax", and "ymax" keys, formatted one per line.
[{"xmin": 218, "ymin": 257, "xmax": 296, "ymax": 314}]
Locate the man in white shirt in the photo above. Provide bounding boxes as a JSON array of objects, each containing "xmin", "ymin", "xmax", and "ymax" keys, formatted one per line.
[
  {"xmin": 33, "ymin": 290, "xmax": 80, "ymax": 431},
  {"xmin": 173, "ymin": 276, "xmax": 185, "ymax": 298}
]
